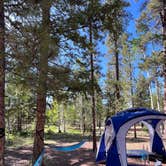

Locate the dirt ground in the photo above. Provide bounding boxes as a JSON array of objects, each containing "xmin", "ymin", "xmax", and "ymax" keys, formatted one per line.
[
  {"xmin": 4, "ymin": 128, "xmax": 166, "ymax": 166},
  {"xmin": 5, "ymin": 141, "xmax": 96, "ymax": 166},
  {"xmin": 4, "ymin": 140, "xmax": 166, "ymax": 166}
]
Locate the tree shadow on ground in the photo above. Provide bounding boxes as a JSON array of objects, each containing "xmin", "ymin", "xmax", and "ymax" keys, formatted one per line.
[
  {"xmin": 126, "ymin": 137, "xmax": 149, "ymax": 143},
  {"xmin": 44, "ymin": 143, "xmax": 97, "ymax": 166},
  {"xmin": 4, "ymin": 141, "xmax": 98, "ymax": 166},
  {"xmin": 5, "ymin": 146, "xmax": 32, "ymax": 166},
  {"xmin": 45, "ymin": 132, "xmax": 100, "ymax": 143}
]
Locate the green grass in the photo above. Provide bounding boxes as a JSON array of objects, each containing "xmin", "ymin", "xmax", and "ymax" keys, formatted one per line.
[
  {"xmin": 6, "ymin": 134, "xmax": 33, "ymax": 147},
  {"xmin": 6, "ymin": 125, "xmax": 91, "ymax": 148},
  {"xmin": 66, "ymin": 127, "xmax": 82, "ymax": 134},
  {"xmin": 45, "ymin": 125, "xmax": 57, "ymax": 133}
]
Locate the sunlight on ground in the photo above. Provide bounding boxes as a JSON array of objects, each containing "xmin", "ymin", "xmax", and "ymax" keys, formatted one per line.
[{"xmin": 5, "ymin": 125, "xmax": 166, "ymax": 166}]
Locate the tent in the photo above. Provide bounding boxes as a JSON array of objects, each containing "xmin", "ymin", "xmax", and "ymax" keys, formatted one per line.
[{"xmin": 96, "ymin": 108, "xmax": 166, "ymax": 166}]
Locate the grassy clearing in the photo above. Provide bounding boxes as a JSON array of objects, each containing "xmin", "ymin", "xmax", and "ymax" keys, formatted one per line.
[
  {"xmin": 6, "ymin": 134, "xmax": 33, "ymax": 147},
  {"xmin": 6, "ymin": 125, "xmax": 91, "ymax": 148}
]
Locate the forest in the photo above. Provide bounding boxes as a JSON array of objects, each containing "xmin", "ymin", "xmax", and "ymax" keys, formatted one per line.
[{"xmin": 0, "ymin": 0, "xmax": 166, "ymax": 166}]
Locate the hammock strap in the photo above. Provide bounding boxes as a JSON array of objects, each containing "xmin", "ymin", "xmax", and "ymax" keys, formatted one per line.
[{"xmin": 33, "ymin": 149, "xmax": 45, "ymax": 166}]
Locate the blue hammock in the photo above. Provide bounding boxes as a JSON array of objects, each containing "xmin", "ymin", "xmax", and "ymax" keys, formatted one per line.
[
  {"xmin": 34, "ymin": 149, "xmax": 45, "ymax": 166},
  {"xmin": 52, "ymin": 140, "xmax": 86, "ymax": 152},
  {"xmin": 127, "ymin": 149, "xmax": 150, "ymax": 159}
]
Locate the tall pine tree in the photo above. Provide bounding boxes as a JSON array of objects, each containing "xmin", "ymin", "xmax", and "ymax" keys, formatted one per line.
[
  {"xmin": 32, "ymin": 1, "xmax": 51, "ymax": 164},
  {"xmin": 0, "ymin": 1, "xmax": 5, "ymax": 165}
]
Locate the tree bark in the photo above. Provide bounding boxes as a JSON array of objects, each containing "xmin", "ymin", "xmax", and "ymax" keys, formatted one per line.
[
  {"xmin": 80, "ymin": 95, "xmax": 85, "ymax": 135},
  {"xmin": 17, "ymin": 110, "xmax": 22, "ymax": 132},
  {"xmin": 115, "ymin": 39, "xmax": 120, "ymax": 100},
  {"xmin": 160, "ymin": 0, "xmax": 166, "ymax": 113},
  {"xmin": 149, "ymin": 83, "xmax": 154, "ymax": 109},
  {"xmin": 89, "ymin": 16, "xmax": 97, "ymax": 152},
  {"xmin": 58, "ymin": 104, "xmax": 61, "ymax": 133},
  {"xmin": 142, "ymin": 52, "xmax": 154, "ymax": 110},
  {"xmin": 163, "ymin": 0, "xmax": 166, "ymax": 113},
  {"xmin": 32, "ymin": 1, "xmax": 50, "ymax": 165},
  {"xmin": 155, "ymin": 79, "xmax": 161, "ymax": 111},
  {"xmin": 129, "ymin": 63, "xmax": 137, "ymax": 138},
  {"xmin": 62, "ymin": 104, "xmax": 66, "ymax": 133},
  {"xmin": 0, "ymin": 1, "xmax": 5, "ymax": 165}
]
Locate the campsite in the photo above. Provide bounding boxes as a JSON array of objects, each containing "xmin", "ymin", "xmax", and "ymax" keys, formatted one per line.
[
  {"xmin": 4, "ymin": 109, "xmax": 166, "ymax": 166},
  {"xmin": 0, "ymin": 0, "xmax": 166, "ymax": 166}
]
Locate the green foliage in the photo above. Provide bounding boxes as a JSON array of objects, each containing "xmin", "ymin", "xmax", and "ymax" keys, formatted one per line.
[
  {"xmin": 66, "ymin": 104, "xmax": 78, "ymax": 125},
  {"xmin": 46, "ymin": 101, "xmax": 59, "ymax": 126},
  {"xmin": 134, "ymin": 75, "xmax": 151, "ymax": 108}
]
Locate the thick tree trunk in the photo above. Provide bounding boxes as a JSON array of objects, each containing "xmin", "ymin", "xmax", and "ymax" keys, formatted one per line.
[
  {"xmin": 164, "ymin": 68, "xmax": 166, "ymax": 113},
  {"xmin": 159, "ymin": 0, "xmax": 166, "ymax": 134},
  {"xmin": 0, "ymin": 1, "xmax": 5, "ymax": 165},
  {"xmin": 163, "ymin": 1, "xmax": 166, "ymax": 113},
  {"xmin": 32, "ymin": 1, "xmax": 50, "ymax": 165},
  {"xmin": 160, "ymin": 0, "xmax": 166, "ymax": 112},
  {"xmin": 89, "ymin": 19, "xmax": 97, "ymax": 152}
]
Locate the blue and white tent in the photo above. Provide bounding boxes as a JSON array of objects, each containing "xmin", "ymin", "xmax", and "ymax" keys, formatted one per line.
[{"xmin": 96, "ymin": 108, "xmax": 166, "ymax": 166}]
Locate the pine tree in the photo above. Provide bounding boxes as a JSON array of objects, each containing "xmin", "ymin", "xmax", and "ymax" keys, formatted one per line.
[
  {"xmin": 134, "ymin": 75, "xmax": 151, "ymax": 108},
  {"xmin": 88, "ymin": 0, "xmax": 97, "ymax": 151},
  {"xmin": 137, "ymin": 0, "xmax": 166, "ymax": 112},
  {"xmin": 104, "ymin": 0, "xmax": 130, "ymax": 111},
  {"xmin": 32, "ymin": 1, "xmax": 51, "ymax": 164},
  {"xmin": 160, "ymin": 0, "xmax": 166, "ymax": 112},
  {"xmin": 121, "ymin": 33, "xmax": 135, "ymax": 108},
  {"xmin": 0, "ymin": 1, "xmax": 5, "ymax": 165}
]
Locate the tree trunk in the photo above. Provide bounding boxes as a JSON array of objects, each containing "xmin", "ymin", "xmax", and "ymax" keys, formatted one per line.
[
  {"xmin": 129, "ymin": 63, "xmax": 137, "ymax": 138},
  {"xmin": 160, "ymin": 0, "xmax": 166, "ymax": 134},
  {"xmin": 58, "ymin": 104, "xmax": 61, "ymax": 133},
  {"xmin": 147, "ymin": 71, "xmax": 154, "ymax": 109},
  {"xmin": 7, "ymin": 108, "xmax": 10, "ymax": 142},
  {"xmin": 129, "ymin": 63, "xmax": 134, "ymax": 108},
  {"xmin": 32, "ymin": 2, "xmax": 50, "ymax": 165},
  {"xmin": 17, "ymin": 110, "xmax": 22, "ymax": 132},
  {"xmin": 115, "ymin": 39, "xmax": 120, "ymax": 100},
  {"xmin": 80, "ymin": 95, "xmax": 85, "ymax": 135},
  {"xmin": 160, "ymin": 0, "xmax": 166, "ymax": 112},
  {"xmin": 149, "ymin": 83, "xmax": 154, "ymax": 109},
  {"xmin": 163, "ymin": 0, "xmax": 166, "ymax": 113},
  {"xmin": 89, "ymin": 17, "xmax": 97, "ymax": 152},
  {"xmin": 0, "ymin": 1, "xmax": 5, "ymax": 165},
  {"xmin": 155, "ymin": 79, "xmax": 161, "ymax": 111},
  {"xmin": 142, "ymin": 52, "xmax": 154, "ymax": 110},
  {"xmin": 62, "ymin": 104, "xmax": 66, "ymax": 133}
]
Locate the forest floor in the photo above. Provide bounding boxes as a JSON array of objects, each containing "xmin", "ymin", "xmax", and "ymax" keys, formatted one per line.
[
  {"xmin": 4, "ymin": 133, "xmax": 97, "ymax": 166},
  {"xmin": 4, "ymin": 130, "xmax": 166, "ymax": 166}
]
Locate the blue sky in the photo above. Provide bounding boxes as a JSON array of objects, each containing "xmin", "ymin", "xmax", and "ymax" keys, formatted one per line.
[{"xmin": 99, "ymin": 0, "xmax": 143, "ymax": 85}]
